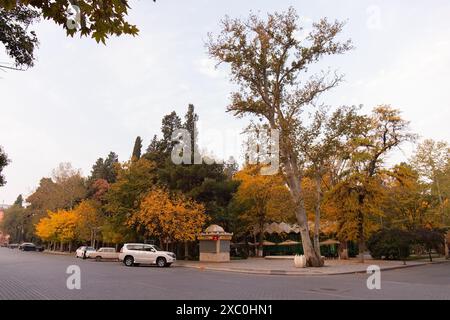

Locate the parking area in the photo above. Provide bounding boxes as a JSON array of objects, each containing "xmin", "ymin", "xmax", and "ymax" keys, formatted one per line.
[{"xmin": 1, "ymin": 247, "xmax": 450, "ymax": 300}]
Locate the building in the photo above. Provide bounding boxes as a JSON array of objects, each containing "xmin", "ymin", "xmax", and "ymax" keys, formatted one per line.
[{"xmin": 0, "ymin": 204, "xmax": 11, "ymax": 245}]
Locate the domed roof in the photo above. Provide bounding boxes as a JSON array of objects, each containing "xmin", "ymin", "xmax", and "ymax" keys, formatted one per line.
[{"xmin": 205, "ymin": 224, "xmax": 225, "ymax": 233}]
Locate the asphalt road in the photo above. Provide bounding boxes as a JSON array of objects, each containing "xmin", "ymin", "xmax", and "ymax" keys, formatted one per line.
[{"xmin": 0, "ymin": 248, "xmax": 449, "ymax": 300}]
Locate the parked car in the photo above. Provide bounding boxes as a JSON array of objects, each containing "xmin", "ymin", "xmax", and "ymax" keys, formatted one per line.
[
  {"xmin": 8, "ymin": 243, "xmax": 19, "ymax": 249},
  {"xmin": 87, "ymin": 247, "xmax": 119, "ymax": 261},
  {"xmin": 118, "ymin": 243, "xmax": 176, "ymax": 267},
  {"xmin": 75, "ymin": 246, "xmax": 96, "ymax": 258},
  {"xmin": 19, "ymin": 243, "xmax": 44, "ymax": 252}
]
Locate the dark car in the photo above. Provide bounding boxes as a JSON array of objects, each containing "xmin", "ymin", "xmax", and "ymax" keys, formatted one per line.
[{"xmin": 19, "ymin": 243, "xmax": 44, "ymax": 252}]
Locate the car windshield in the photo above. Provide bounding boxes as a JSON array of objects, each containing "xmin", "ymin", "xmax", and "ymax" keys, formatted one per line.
[
  {"xmin": 86, "ymin": 247, "xmax": 95, "ymax": 251},
  {"xmin": 152, "ymin": 245, "xmax": 162, "ymax": 251}
]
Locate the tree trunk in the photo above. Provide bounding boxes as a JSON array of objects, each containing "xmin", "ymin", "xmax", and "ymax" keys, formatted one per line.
[
  {"xmin": 258, "ymin": 226, "xmax": 264, "ymax": 257},
  {"xmin": 339, "ymin": 241, "xmax": 349, "ymax": 260},
  {"xmin": 313, "ymin": 175, "xmax": 322, "ymax": 257},
  {"xmin": 184, "ymin": 241, "xmax": 189, "ymax": 260},
  {"xmin": 357, "ymin": 194, "xmax": 365, "ymax": 263},
  {"xmin": 283, "ymin": 157, "xmax": 323, "ymax": 267}
]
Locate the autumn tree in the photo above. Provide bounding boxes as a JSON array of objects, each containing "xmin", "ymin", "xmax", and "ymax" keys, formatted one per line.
[
  {"xmin": 129, "ymin": 187, "xmax": 208, "ymax": 250},
  {"xmin": 207, "ymin": 7, "xmax": 352, "ymax": 266},
  {"xmin": 410, "ymin": 139, "xmax": 450, "ymax": 225},
  {"xmin": 1, "ymin": 195, "xmax": 30, "ymax": 242},
  {"xmin": 329, "ymin": 106, "xmax": 416, "ymax": 261},
  {"xmin": 144, "ymin": 105, "xmax": 239, "ymax": 226},
  {"xmin": 104, "ymin": 158, "xmax": 157, "ymax": 242},
  {"xmin": 298, "ymin": 105, "xmax": 363, "ymax": 256},
  {"xmin": 73, "ymin": 199, "xmax": 103, "ymax": 247},
  {"xmin": 0, "ymin": 146, "xmax": 9, "ymax": 186},
  {"xmin": 382, "ymin": 163, "xmax": 432, "ymax": 230},
  {"xmin": 35, "ymin": 208, "xmax": 80, "ymax": 251},
  {"xmin": 233, "ymin": 165, "xmax": 295, "ymax": 255}
]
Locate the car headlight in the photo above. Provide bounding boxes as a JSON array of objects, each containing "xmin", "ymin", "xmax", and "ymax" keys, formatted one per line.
[{"xmin": 169, "ymin": 253, "xmax": 176, "ymax": 258}]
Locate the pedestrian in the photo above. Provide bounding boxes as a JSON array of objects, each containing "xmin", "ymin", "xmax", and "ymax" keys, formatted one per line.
[{"xmin": 82, "ymin": 247, "xmax": 87, "ymax": 260}]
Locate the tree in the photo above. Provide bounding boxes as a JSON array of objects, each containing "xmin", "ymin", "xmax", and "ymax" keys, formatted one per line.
[
  {"xmin": 3, "ymin": 1, "xmax": 139, "ymax": 42},
  {"xmin": 410, "ymin": 139, "xmax": 450, "ymax": 225},
  {"xmin": 35, "ymin": 208, "xmax": 80, "ymax": 251},
  {"xmin": 132, "ymin": 136, "xmax": 143, "ymax": 160},
  {"xmin": 298, "ymin": 105, "xmax": 362, "ymax": 256},
  {"xmin": 233, "ymin": 165, "xmax": 295, "ymax": 255},
  {"xmin": 89, "ymin": 151, "xmax": 118, "ymax": 184},
  {"xmin": 382, "ymin": 163, "xmax": 432, "ymax": 230},
  {"xmin": 329, "ymin": 106, "xmax": 416, "ymax": 261},
  {"xmin": 414, "ymin": 228, "xmax": 446, "ymax": 262},
  {"xmin": 104, "ymin": 158, "xmax": 157, "ymax": 241},
  {"xmin": 0, "ymin": 195, "xmax": 29, "ymax": 243},
  {"xmin": 73, "ymin": 199, "xmax": 103, "ymax": 247},
  {"xmin": 129, "ymin": 187, "xmax": 208, "ymax": 250},
  {"xmin": 0, "ymin": 6, "xmax": 39, "ymax": 69},
  {"xmin": 0, "ymin": 146, "xmax": 9, "ymax": 186},
  {"xmin": 207, "ymin": 7, "xmax": 352, "ymax": 266}
]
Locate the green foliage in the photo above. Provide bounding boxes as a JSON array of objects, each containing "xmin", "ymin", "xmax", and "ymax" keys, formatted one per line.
[
  {"xmin": 413, "ymin": 228, "xmax": 445, "ymax": 261},
  {"xmin": 3, "ymin": 0, "xmax": 139, "ymax": 44},
  {"xmin": 0, "ymin": 146, "xmax": 9, "ymax": 186},
  {"xmin": 367, "ymin": 228, "xmax": 414, "ymax": 260},
  {"xmin": 0, "ymin": 6, "xmax": 39, "ymax": 68},
  {"xmin": 89, "ymin": 152, "xmax": 118, "ymax": 184},
  {"xmin": 131, "ymin": 136, "xmax": 143, "ymax": 160}
]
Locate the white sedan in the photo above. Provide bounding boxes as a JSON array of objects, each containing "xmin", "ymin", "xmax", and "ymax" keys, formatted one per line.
[
  {"xmin": 75, "ymin": 246, "xmax": 96, "ymax": 258},
  {"xmin": 87, "ymin": 247, "xmax": 119, "ymax": 261}
]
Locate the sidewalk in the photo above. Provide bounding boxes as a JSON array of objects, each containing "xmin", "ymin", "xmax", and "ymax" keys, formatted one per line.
[{"xmin": 176, "ymin": 256, "xmax": 450, "ymax": 276}]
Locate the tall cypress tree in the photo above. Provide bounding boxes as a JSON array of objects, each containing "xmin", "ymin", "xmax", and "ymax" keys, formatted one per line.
[
  {"xmin": 183, "ymin": 104, "xmax": 200, "ymax": 163},
  {"xmin": 132, "ymin": 136, "xmax": 143, "ymax": 160}
]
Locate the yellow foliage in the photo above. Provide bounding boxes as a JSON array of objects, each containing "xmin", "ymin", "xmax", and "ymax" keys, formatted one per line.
[
  {"xmin": 35, "ymin": 209, "xmax": 80, "ymax": 243},
  {"xmin": 233, "ymin": 164, "xmax": 295, "ymax": 232},
  {"xmin": 129, "ymin": 187, "xmax": 208, "ymax": 243}
]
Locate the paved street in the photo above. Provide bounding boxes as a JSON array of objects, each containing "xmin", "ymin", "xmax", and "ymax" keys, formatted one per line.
[{"xmin": 0, "ymin": 248, "xmax": 449, "ymax": 300}]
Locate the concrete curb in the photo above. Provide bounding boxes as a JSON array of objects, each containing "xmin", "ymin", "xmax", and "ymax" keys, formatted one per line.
[
  {"xmin": 42, "ymin": 250, "xmax": 74, "ymax": 256},
  {"xmin": 176, "ymin": 259, "xmax": 450, "ymax": 276}
]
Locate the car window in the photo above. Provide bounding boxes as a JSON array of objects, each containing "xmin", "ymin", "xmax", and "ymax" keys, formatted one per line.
[
  {"xmin": 144, "ymin": 245, "xmax": 155, "ymax": 252},
  {"xmin": 127, "ymin": 245, "xmax": 144, "ymax": 251},
  {"xmin": 86, "ymin": 247, "xmax": 95, "ymax": 251}
]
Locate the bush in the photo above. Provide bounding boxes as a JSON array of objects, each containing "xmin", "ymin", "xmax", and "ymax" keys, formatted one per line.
[
  {"xmin": 367, "ymin": 229, "xmax": 414, "ymax": 260},
  {"xmin": 413, "ymin": 228, "xmax": 445, "ymax": 261}
]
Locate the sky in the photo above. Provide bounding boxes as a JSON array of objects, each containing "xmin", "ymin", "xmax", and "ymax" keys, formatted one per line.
[{"xmin": 1, "ymin": 0, "xmax": 450, "ymax": 204}]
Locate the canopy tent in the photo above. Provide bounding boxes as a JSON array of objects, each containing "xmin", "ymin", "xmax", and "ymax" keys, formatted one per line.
[
  {"xmin": 277, "ymin": 240, "xmax": 301, "ymax": 246},
  {"xmin": 248, "ymin": 241, "xmax": 277, "ymax": 246},
  {"xmin": 320, "ymin": 239, "xmax": 340, "ymax": 246}
]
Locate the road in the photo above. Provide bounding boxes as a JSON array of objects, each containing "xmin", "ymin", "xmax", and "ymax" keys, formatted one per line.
[{"xmin": 0, "ymin": 248, "xmax": 449, "ymax": 300}]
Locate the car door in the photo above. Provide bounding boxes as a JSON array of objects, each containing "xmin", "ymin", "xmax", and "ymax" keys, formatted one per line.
[
  {"xmin": 130, "ymin": 245, "xmax": 145, "ymax": 263},
  {"xmin": 143, "ymin": 245, "xmax": 157, "ymax": 264}
]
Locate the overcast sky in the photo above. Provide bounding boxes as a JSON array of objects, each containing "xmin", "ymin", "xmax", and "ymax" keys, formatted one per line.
[{"xmin": 1, "ymin": 0, "xmax": 450, "ymax": 204}]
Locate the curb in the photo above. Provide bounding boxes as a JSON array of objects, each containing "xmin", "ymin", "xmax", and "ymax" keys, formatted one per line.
[
  {"xmin": 176, "ymin": 259, "xmax": 450, "ymax": 276},
  {"xmin": 42, "ymin": 250, "xmax": 74, "ymax": 256}
]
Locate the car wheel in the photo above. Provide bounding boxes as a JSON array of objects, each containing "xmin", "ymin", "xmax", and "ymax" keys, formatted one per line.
[
  {"xmin": 124, "ymin": 256, "xmax": 134, "ymax": 267},
  {"xmin": 95, "ymin": 256, "xmax": 102, "ymax": 262},
  {"xmin": 156, "ymin": 257, "xmax": 166, "ymax": 268}
]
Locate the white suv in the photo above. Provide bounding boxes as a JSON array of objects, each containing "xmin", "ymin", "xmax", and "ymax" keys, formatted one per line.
[{"xmin": 119, "ymin": 243, "xmax": 176, "ymax": 267}]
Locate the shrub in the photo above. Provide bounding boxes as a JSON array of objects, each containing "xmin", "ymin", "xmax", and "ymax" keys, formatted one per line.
[
  {"xmin": 413, "ymin": 228, "xmax": 445, "ymax": 261},
  {"xmin": 367, "ymin": 228, "xmax": 414, "ymax": 260}
]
